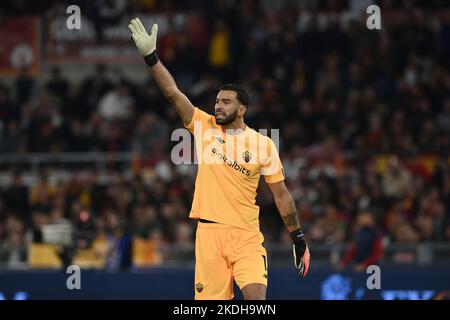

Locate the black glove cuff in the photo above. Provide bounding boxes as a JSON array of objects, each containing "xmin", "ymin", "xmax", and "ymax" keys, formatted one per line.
[
  {"xmin": 144, "ymin": 51, "xmax": 159, "ymax": 67},
  {"xmin": 290, "ymin": 228, "xmax": 304, "ymax": 243}
]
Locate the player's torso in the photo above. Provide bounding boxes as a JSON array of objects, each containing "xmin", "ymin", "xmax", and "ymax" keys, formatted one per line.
[
  {"xmin": 194, "ymin": 123, "xmax": 267, "ymax": 193},
  {"xmin": 188, "ymin": 111, "xmax": 276, "ymax": 231}
]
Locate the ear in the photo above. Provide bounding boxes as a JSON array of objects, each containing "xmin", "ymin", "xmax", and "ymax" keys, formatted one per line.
[{"xmin": 239, "ymin": 105, "xmax": 247, "ymax": 116}]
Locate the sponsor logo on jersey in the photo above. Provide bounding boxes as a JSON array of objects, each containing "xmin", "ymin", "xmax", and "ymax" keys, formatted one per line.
[{"xmin": 212, "ymin": 148, "xmax": 251, "ymax": 176}]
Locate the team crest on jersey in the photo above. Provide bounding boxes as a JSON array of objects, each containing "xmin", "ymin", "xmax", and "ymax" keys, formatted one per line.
[
  {"xmin": 196, "ymin": 283, "xmax": 204, "ymax": 293},
  {"xmin": 242, "ymin": 151, "xmax": 252, "ymax": 163},
  {"xmin": 216, "ymin": 136, "xmax": 225, "ymax": 144}
]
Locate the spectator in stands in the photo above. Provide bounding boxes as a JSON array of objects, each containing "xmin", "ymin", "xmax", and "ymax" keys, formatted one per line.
[
  {"xmin": 0, "ymin": 217, "xmax": 27, "ymax": 267},
  {"xmin": 4, "ymin": 170, "xmax": 30, "ymax": 225},
  {"xmin": 382, "ymin": 157, "xmax": 413, "ymax": 200},
  {"xmin": 97, "ymin": 81, "xmax": 134, "ymax": 122},
  {"xmin": 208, "ymin": 20, "xmax": 233, "ymax": 79},
  {"xmin": 131, "ymin": 205, "xmax": 161, "ymax": 239},
  {"xmin": 174, "ymin": 221, "xmax": 194, "ymax": 248},
  {"xmin": 78, "ymin": 64, "xmax": 112, "ymax": 119},
  {"xmin": 338, "ymin": 211, "xmax": 383, "ymax": 272},
  {"xmin": 0, "ymin": 84, "xmax": 17, "ymax": 133},
  {"xmin": 30, "ymin": 172, "xmax": 55, "ymax": 214},
  {"xmin": 104, "ymin": 211, "xmax": 132, "ymax": 271},
  {"xmin": 45, "ymin": 66, "xmax": 69, "ymax": 103},
  {"xmin": 30, "ymin": 210, "xmax": 49, "ymax": 243},
  {"xmin": 14, "ymin": 67, "xmax": 34, "ymax": 106},
  {"xmin": 0, "ymin": 120, "xmax": 22, "ymax": 153},
  {"xmin": 132, "ymin": 112, "xmax": 169, "ymax": 155}
]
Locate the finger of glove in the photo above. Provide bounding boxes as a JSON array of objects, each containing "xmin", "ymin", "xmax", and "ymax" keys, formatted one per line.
[
  {"xmin": 128, "ymin": 23, "xmax": 138, "ymax": 35},
  {"xmin": 302, "ymin": 247, "xmax": 310, "ymax": 276},
  {"xmin": 132, "ymin": 19, "xmax": 144, "ymax": 35},
  {"xmin": 151, "ymin": 23, "xmax": 158, "ymax": 37},
  {"xmin": 293, "ymin": 245, "xmax": 299, "ymax": 268},
  {"xmin": 298, "ymin": 261, "xmax": 305, "ymax": 276},
  {"xmin": 294, "ymin": 244, "xmax": 305, "ymax": 268},
  {"xmin": 135, "ymin": 18, "xmax": 148, "ymax": 34}
]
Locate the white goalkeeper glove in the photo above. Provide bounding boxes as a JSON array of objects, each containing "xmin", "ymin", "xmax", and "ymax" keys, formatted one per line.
[{"xmin": 128, "ymin": 18, "xmax": 159, "ymax": 66}]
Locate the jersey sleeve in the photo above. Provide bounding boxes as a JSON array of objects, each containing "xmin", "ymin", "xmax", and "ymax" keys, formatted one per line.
[{"xmin": 261, "ymin": 138, "xmax": 285, "ymax": 184}]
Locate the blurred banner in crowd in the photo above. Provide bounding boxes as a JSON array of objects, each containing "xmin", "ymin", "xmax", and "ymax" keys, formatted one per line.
[
  {"xmin": 45, "ymin": 13, "xmax": 187, "ymax": 63},
  {"xmin": 0, "ymin": 17, "xmax": 41, "ymax": 76}
]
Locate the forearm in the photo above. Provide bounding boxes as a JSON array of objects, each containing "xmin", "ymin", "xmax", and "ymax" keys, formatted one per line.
[
  {"xmin": 275, "ymin": 192, "xmax": 301, "ymax": 233},
  {"xmin": 149, "ymin": 61, "xmax": 180, "ymax": 102},
  {"xmin": 277, "ymin": 191, "xmax": 310, "ymax": 277},
  {"xmin": 268, "ymin": 181, "xmax": 310, "ymax": 276}
]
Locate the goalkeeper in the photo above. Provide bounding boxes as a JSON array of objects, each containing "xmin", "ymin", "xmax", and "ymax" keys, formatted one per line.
[{"xmin": 128, "ymin": 18, "xmax": 310, "ymax": 300}]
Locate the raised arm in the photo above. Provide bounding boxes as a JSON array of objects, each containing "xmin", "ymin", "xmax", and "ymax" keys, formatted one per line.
[
  {"xmin": 267, "ymin": 180, "xmax": 310, "ymax": 277},
  {"xmin": 128, "ymin": 18, "xmax": 194, "ymax": 126}
]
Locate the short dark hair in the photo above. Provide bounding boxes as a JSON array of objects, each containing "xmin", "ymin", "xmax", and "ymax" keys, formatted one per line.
[{"xmin": 219, "ymin": 83, "xmax": 250, "ymax": 107}]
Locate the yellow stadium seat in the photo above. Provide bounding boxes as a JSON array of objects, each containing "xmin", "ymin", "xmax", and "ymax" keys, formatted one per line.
[
  {"xmin": 133, "ymin": 238, "xmax": 162, "ymax": 267},
  {"xmin": 28, "ymin": 243, "xmax": 62, "ymax": 268},
  {"xmin": 73, "ymin": 237, "xmax": 108, "ymax": 269}
]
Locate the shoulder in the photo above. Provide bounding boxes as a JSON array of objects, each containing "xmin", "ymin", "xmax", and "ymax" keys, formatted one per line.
[
  {"xmin": 196, "ymin": 107, "xmax": 216, "ymax": 124},
  {"xmin": 186, "ymin": 107, "xmax": 217, "ymax": 131},
  {"xmin": 247, "ymin": 127, "xmax": 267, "ymax": 138},
  {"xmin": 248, "ymin": 128, "xmax": 276, "ymax": 147}
]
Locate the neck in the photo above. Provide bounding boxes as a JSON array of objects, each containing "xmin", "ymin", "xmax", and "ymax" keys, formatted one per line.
[{"xmin": 222, "ymin": 120, "xmax": 246, "ymax": 132}]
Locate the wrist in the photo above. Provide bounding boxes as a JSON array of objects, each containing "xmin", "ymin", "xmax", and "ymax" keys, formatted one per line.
[
  {"xmin": 144, "ymin": 51, "xmax": 159, "ymax": 67},
  {"xmin": 290, "ymin": 228, "xmax": 304, "ymax": 243}
]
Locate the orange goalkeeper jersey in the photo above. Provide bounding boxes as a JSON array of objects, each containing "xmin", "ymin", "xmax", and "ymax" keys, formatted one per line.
[{"xmin": 184, "ymin": 107, "xmax": 285, "ymax": 232}]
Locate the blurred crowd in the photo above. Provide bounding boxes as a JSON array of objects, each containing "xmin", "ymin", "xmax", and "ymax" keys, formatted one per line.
[{"xmin": 1, "ymin": 0, "xmax": 450, "ymax": 267}]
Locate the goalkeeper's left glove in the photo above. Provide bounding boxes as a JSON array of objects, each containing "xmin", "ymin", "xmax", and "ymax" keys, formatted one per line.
[
  {"xmin": 291, "ymin": 229, "xmax": 310, "ymax": 277},
  {"xmin": 128, "ymin": 17, "xmax": 159, "ymax": 66}
]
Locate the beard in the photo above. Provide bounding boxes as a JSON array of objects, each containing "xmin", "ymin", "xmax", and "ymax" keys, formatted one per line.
[{"xmin": 215, "ymin": 109, "xmax": 238, "ymax": 125}]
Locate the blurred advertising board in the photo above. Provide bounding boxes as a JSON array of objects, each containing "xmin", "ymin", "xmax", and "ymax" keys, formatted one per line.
[
  {"xmin": 0, "ymin": 265, "xmax": 449, "ymax": 299},
  {"xmin": 45, "ymin": 13, "xmax": 188, "ymax": 63},
  {"xmin": 0, "ymin": 17, "xmax": 41, "ymax": 76}
]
